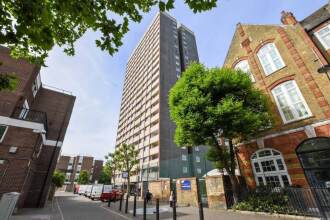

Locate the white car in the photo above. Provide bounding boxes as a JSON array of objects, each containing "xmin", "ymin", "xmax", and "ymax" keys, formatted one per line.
[
  {"xmin": 84, "ymin": 185, "xmax": 93, "ymax": 197},
  {"xmin": 78, "ymin": 185, "xmax": 87, "ymax": 195},
  {"xmin": 90, "ymin": 184, "xmax": 104, "ymax": 200}
]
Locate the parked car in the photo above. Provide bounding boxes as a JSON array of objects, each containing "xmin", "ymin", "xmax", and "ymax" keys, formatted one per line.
[
  {"xmin": 100, "ymin": 186, "xmax": 123, "ymax": 202},
  {"xmin": 90, "ymin": 184, "xmax": 104, "ymax": 200},
  {"xmin": 84, "ymin": 185, "xmax": 93, "ymax": 197}
]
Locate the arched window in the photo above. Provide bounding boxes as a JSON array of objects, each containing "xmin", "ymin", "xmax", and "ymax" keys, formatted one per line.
[
  {"xmin": 271, "ymin": 80, "xmax": 311, "ymax": 123},
  {"xmin": 257, "ymin": 43, "xmax": 285, "ymax": 75},
  {"xmin": 234, "ymin": 60, "xmax": 255, "ymax": 82},
  {"xmin": 251, "ymin": 148, "xmax": 291, "ymax": 187}
]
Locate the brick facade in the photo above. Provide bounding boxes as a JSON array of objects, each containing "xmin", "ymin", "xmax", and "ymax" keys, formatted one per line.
[
  {"xmin": 0, "ymin": 46, "xmax": 75, "ymax": 208},
  {"xmin": 223, "ymin": 5, "xmax": 330, "ymax": 189}
]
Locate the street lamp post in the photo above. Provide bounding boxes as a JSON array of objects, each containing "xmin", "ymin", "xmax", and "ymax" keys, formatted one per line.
[{"xmin": 317, "ymin": 64, "xmax": 330, "ymax": 80}]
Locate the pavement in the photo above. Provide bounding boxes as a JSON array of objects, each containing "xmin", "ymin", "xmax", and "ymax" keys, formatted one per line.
[{"xmin": 9, "ymin": 191, "xmax": 313, "ymax": 220}]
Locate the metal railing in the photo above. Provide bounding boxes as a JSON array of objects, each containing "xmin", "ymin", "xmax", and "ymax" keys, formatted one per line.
[
  {"xmin": 11, "ymin": 107, "xmax": 48, "ymax": 131},
  {"xmin": 227, "ymin": 186, "xmax": 330, "ymax": 218}
]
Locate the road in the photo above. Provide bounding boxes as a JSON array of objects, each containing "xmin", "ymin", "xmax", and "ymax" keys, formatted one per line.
[{"xmin": 55, "ymin": 192, "xmax": 130, "ymax": 220}]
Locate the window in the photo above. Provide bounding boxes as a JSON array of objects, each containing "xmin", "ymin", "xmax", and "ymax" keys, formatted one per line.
[
  {"xmin": 32, "ymin": 73, "xmax": 42, "ymax": 97},
  {"xmin": 315, "ymin": 24, "xmax": 330, "ymax": 49},
  {"xmin": 182, "ymin": 154, "xmax": 187, "ymax": 161},
  {"xmin": 251, "ymin": 149, "xmax": 291, "ymax": 187},
  {"xmin": 182, "ymin": 166, "xmax": 188, "ymax": 173},
  {"xmin": 234, "ymin": 60, "xmax": 255, "ymax": 82},
  {"xmin": 196, "ymin": 168, "xmax": 202, "ymax": 174},
  {"xmin": 195, "ymin": 146, "xmax": 200, "ymax": 152},
  {"xmin": 272, "ymin": 80, "xmax": 311, "ymax": 123},
  {"xmin": 196, "ymin": 156, "xmax": 200, "ymax": 163},
  {"xmin": 257, "ymin": 43, "xmax": 285, "ymax": 75},
  {"xmin": 19, "ymin": 100, "xmax": 29, "ymax": 119},
  {"xmin": 0, "ymin": 125, "xmax": 8, "ymax": 143}
]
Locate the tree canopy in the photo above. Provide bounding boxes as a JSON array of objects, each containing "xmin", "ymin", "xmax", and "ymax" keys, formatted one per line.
[
  {"xmin": 169, "ymin": 63, "xmax": 273, "ymax": 149},
  {"xmin": 77, "ymin": 170, "xmax": 90, "ymax": 184},
  {"xmin": 169, "ymin": 63, "xmax": 273, "ymax": 202},
  {"xmin": 1, "ymin": 0, "xmax": 217, "ymax": 66},
  {"xmin": 52, "ymin": 170, "xmax": 65, "ymax": 188}
]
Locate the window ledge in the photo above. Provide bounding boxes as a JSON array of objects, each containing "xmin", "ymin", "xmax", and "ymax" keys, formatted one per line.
[
  {"xmin": 282, "ymin": 115, "xmax": 314, "ymax": 126},
  {"xmin": 265, "ymin": 65, "xmax": 288, "ymax": 77}
]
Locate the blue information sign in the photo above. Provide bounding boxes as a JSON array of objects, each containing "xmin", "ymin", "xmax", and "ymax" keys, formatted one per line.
[{"xmin": 181, "ymin": 180, "xmax": 191, "ymax": 190}]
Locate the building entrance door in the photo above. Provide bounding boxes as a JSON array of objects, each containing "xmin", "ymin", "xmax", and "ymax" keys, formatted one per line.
[{"xmin": 296, "ymin": 137, "xmax": 330, "ymax": 188}]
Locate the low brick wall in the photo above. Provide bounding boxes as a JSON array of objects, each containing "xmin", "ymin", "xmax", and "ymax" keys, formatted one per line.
[
  {"xmin": 149, "ymin": 179, "xmax": 171, "ymax": 202},
  {"xmin": 205, "ymin": 175, "xmax": 227, "ymax": 209},
  {"xmin": 176, "ymin": 177, "xmax": 199, "ymax": 207}
]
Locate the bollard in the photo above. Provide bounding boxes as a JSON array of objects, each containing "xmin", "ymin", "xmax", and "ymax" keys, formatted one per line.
[
  {"xmin": 156, "ymin": 198, "xmax": 159, "ymax": 220},
  {"xmin": 133, "ymin": 194, "xmax": 137, "ymax": 217},
  {"xmin": 198, "ymin": 202, "xmax": 204, "ymax": 220},
  {"xmin": 119, "ymin": 194, "xmax": 123, "ymax": 211},
  {"xmin": 172, "ymin": 200, "xmax": 176, "ymax": 220},
  {"xmin": 125, "ymin": 194, "xmax": 129, "ymax": 214},
  {"xmin": 143, "ymin": 197, "xmax": 147, "ymax": 220},
  {"xmin": 107, "ymin": 197, "xmax": 111, "ymax": 207}
]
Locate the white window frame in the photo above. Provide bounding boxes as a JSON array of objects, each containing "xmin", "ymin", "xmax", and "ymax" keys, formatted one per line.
[
  {"xmin": 182, "ymin": 166, "xmax": 188, "ymax": 173},
  {"xmin": 257, "ymin": 43, "xmax": 285, "ymax": 76},
  {"xmin": 314, "ymin": 24, "xmax": 330, "ymax": 50},
  {"xmin": 234, "ymin": 60, "xmax": 255, "ymax": 82},
  {"xmin": 0, "ymin": 125, "xmax": 8, "ymax": 143},
  {"xmin": 181, "ymin": 154, "xmax": 187, "ymax": 161},
  {"xmin": 32, "ymin": 73, "xmax": 42, "ymax": 97},
  {"xmin": 251, "ymin": 148, "xmax": 291, "ymax": 187},
  {"xmin": 195, "ymin": 156, "xmax": 200, "ymax": 163},
  {"xmin": 271, "ymin": 80, "xmax": 312, "ymax": 124},
  {"xmin": 19, "ymin": 100, "xmax": 29, "ymax": 119}
]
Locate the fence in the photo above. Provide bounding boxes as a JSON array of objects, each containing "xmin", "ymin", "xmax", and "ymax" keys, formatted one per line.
[{"xmin": 226, "ymin": 186, "xmax": 330, "ymax": 218}]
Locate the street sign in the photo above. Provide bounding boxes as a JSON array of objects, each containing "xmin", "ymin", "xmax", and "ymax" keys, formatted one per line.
[
  {"xmin": 122, "ymin": 171, "xmax": 128, "ymax": 178},
  {"xmin": 181, "ymin": 180, "xmax": 191, "ymax": 190}
]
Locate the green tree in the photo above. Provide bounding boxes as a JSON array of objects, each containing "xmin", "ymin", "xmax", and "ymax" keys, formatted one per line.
[
  {"xmin": 0, "ymin": 0, "xmax": 217, "ymax": 66},
  {"xmin": 77, "ymin": 170, "xmax": 90, "ymax": 184},
  {"xmin": 116, "ymin": 143, "xmax": 139, "ymax": 195},
  {"xmin": 104, "ymin": 151, "xmax": 121, "ymax": 185},
  {"xmin": 98, "ymin": 168, "xmax": 111, "ymax": 184},
  {"xmin": 52, "ymin": 170, "xmax": 65, "ymax": 188},
  {"xmin": 169, "ymin": 63, "xmax": 273, "ymax": 203}
]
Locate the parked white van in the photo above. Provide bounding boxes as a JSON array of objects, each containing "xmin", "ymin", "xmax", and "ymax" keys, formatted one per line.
[
  {"xmin": 78, "ymin": 185, "xmax": 87, "ymax": 195},
  {"xmin": 84, "ymin": 185, "xmax": 93, "ymax": 197},
  {"xmin": 90, "ymin": 184, "xmax": 104, "ymax": 200}
]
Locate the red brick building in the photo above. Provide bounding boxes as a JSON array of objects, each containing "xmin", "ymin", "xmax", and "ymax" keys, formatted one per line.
[
  {"xmin": 223, "ymin": 4, "xmax": 330, "ymax": 189},
  {"xmin": 0, "ymin": 46, "xmax": 75, "ymax": 207},
  {"xmin": 56, "ymin": 155, "xmax": 103, "ymax": 191}
]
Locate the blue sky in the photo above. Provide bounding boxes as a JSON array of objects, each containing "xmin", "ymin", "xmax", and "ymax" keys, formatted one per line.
[{"xmin": 41, "ymin": 0, "xmax": 327, "ymax": 160}]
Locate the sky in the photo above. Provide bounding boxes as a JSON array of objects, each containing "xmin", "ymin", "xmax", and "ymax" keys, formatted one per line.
[{"xmin": 41, "ymin": 0, "xmax": 328, "ymax": 160}]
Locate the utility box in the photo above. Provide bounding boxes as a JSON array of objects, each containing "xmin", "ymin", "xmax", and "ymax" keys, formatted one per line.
[{"xmin": 0, "ymin": 192, "xmax": 20, "ymax": 220}]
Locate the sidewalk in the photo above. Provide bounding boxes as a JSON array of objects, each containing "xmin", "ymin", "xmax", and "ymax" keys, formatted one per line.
[
  {"xmin": 102, "ymin": 198, "xmax": 307, "ymax": 220},
  {"xmin": 9, "ymin": 199, "xmax": 61, "ymax": 220}
]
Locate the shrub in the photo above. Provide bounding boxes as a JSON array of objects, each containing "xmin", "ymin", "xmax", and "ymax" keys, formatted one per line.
[{"xmin": 234, "ymin": 186, "xmax": 293, "ymax": 214}]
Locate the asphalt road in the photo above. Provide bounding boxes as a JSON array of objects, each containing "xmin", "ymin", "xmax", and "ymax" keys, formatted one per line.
[{"xmin": 55, "ymin": 192, "xmax": 131, "ymax": 220}]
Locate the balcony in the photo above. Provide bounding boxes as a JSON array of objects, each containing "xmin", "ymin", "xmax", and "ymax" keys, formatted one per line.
[
  {"xmin": 150, "ymin": 134, "xmax": 159, "ymax": 144},
  {"xmin": 150, "ymin": 113, "xmax": 159, "ymax": 124},
  {"xmin": 11, "ymin": 107, "xmax": 48, "ymax": 131}
]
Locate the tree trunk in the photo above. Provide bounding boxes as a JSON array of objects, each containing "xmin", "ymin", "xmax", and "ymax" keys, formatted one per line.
[
  {"xmin": 228, "ymin": 139, "xmax": 240, "ymax": 203},
  {"xmin": 127, "ymin": 174, "xmax": 130, "ymax": 197},
  {"xmin": 228, "ymin": 173, "xmax": 240, "ymax": 204}
]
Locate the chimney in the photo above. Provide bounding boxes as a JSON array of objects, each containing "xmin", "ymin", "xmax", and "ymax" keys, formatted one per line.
[{"xmin": 281, "ymin": 11, "xmax": 298, "ymax": 25}]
